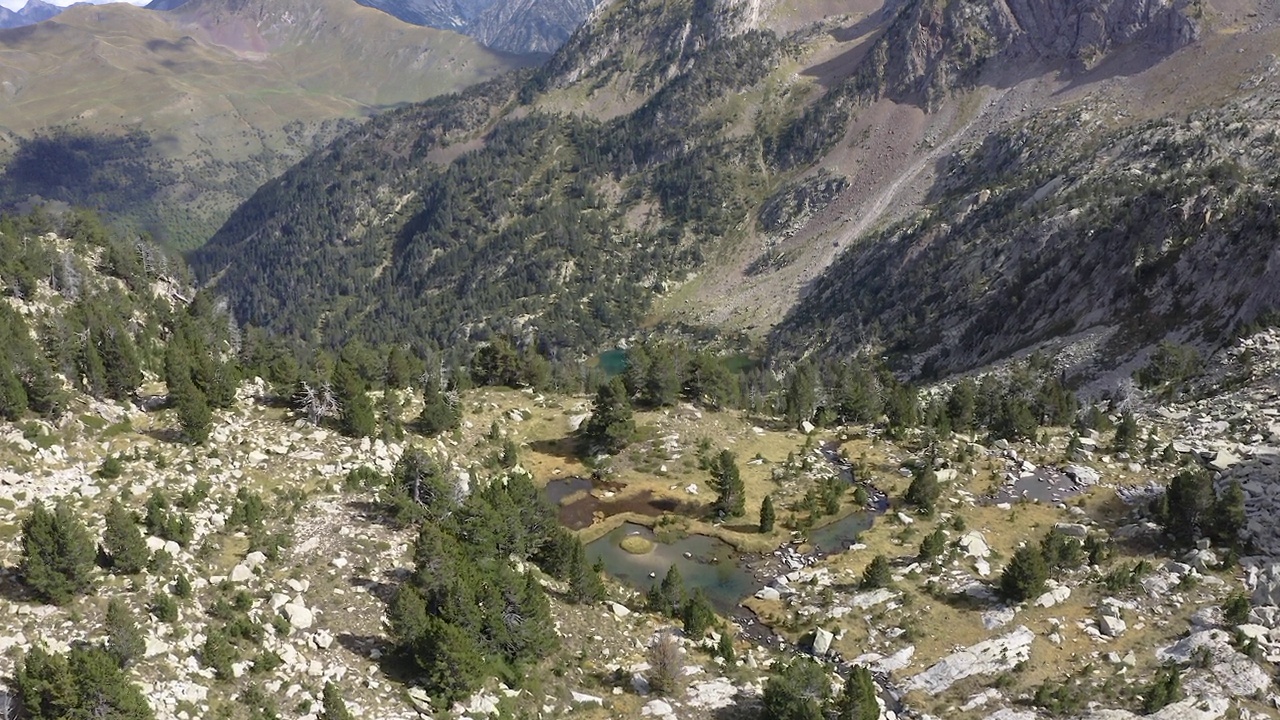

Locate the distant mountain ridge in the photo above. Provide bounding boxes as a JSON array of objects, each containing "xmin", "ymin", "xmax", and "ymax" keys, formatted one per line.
[
  {"xmin": 0, "ymin": 0, "xmax": 524, "ymax": 247},
  {"xmin": 352, "ymin": 0, "xmax": 602, "ymax": 54},
  {"xmin": 0, "ymin": 0, "xmax": 61, "ymax": 28}
]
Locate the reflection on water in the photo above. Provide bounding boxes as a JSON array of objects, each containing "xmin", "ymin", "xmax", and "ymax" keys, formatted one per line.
[
  {"xmin": 543, "ymin": 476, "xmax": 592, "ymax": 505},
  {"xmin": 586, "ymin": 511, "xmax": 874, "ymax": 614},
  {"xmin": 807, "ymin": 511, "xmax": 873, "ymax": 553},
  {"xmin": 586, "ymin": 523, "xmax": 757, "ymax": 614}
]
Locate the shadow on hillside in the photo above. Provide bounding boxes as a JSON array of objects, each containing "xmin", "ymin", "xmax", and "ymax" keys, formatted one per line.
[
  {"xmin": 0, "ymin": 570, "xmax": 37, "ymax": 604},
  {"xmin": 801, "ymin": 11, "xmax": 888, "ymax": 90},
  {"xmin": 529, "ymin": 436, "xmax": 580, "ymax": 461},
  {"xmin": 348, "ymin": 569, "xmax": 404, "ymax": 605},
  {"xmin": 142, "ymin": 427, "xmax": 187, "ymax": 445},
  {"xmin": 343, "ymin": 499, "xmax": 404, "ymax": 530},
  {"xmin": 709, "ymin": 691, "xmax": 764, "ymax": 719},
  {"xmin": 335, "ymin": 633, "xmax": 418, "ymax": 683}
]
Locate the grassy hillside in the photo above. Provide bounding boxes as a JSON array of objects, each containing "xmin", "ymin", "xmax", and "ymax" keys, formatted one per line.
[{"xmin": 0, "ymin": 0, "xmax": 526, "ymax": 248}]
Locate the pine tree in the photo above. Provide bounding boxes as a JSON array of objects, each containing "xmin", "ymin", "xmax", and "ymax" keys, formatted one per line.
[
  {"xmin": 334, "ymin": 358, "xmax": 376, "ymax": 438},
  {"xmin": 642, "ymin": 344, "xmax": 682, "ymax": 408},
  {"xmin": 716, "ymin": 631, "xmax": 735, "ymax": 663},
  {"xmin": 1163, "ymin": 467, "xmax": 1215, "ymax": 546},
  {"xmin": 173, "ymin": 377, "xmax": 212, "ymax": 445},
  {"xmin": 783, "ymin": 362, "xmax": 819, "ymax": 428},
  {"xmin": 102, "ymin": 500, "xmax": 148, "ymax": 575},
  {"xmin": 1113, "ymin": 411, "xmax": 1139, "ymax": 453},
  {"xmin": 681, "ymin": 589, "xmax": 716, "ymax": 638},
  {"xmin": 105, "ymin": 598, "xmax": 145, "ymax": 669},
  {"xmin": 415, "ymin": 377, "xmax": 460, "ymax": 437},
  {"xmin": 319, "ymin": 682, "xmax": 355, "ymax": 720},
  {"xmin": 833, "ymin": 666, "xmax": 879, "ymax": 720},
  {"xmin": 20, "ymin": 501, "xmax": 96, "ymax": 605},
  {"xmin": 861, "ymin": 555, "xmax": 892, "ymax": 589},
  {"xmin": 17, "ymin": 645, "xmax": 155, "ymax": 720},
  {"xmin": 905, "ymin": 468, "xmax": 940, "ymax": 515},
  {"xmin": 582, "ymin": 376, "xmax": 634, "ymax": 453},
  {"xmin": 946, "ymin": 379, "xmax": 977, "ymax": 432},
  {"xmin": 0, "ymin": 367, "xmax": 28, "ymax": 420},
  {"xmin": 918, "ymin": 527, "xmax": 947, "ymax": 562},
  {"xmin": 999, "ymin": 545, "xmax": 1048, "ymax": 602},
  {"xmin": 762, "ymin": 658, "xmax": 831, "ymax": 720},
  {"xmin": 647, "ymin": 565, "xmax": 684, "ymax": 617},
  {"xmin": 567, "ymin": 537, "xmax": 605, "ymax": 604},
  {"xmin": 710, "ymin": 450, "xmax": 745, "ymax": 518},
  {"xmin": 1142, "ymin": 665, "xmax": 1182, "ymax": 713},
  {"xmin": 1210, "ymin": 479, "xmax": 1245, "ymax": 548},
  {"xmin": 759, "ymin": 494, "xmax": 776, "ymax": 533}
]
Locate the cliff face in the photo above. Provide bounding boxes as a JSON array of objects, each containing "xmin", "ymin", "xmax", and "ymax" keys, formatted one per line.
[
  {"xmin": 997, "ymin": 0, "xmax": 1200, "ymax": 59},
  {"xmin": 859, "ymin": 0, "xmax": 1200, "ymax": 107}
]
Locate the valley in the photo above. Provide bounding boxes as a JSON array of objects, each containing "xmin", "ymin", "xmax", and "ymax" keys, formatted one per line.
[{"xmin": 1, "ymin": 0, "xmax": 1280, "ymax": 716}]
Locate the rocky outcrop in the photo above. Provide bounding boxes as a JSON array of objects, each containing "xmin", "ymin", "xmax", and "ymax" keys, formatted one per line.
[
  {"xmin": 857, "ymin": 0, "xmax": 1199, "ymax": 108},
  {"xmin": 904, "ymin": 625, "xmax": 1034, "ymax": 694}
]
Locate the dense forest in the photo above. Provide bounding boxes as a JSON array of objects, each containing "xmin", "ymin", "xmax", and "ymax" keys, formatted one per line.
[{"xmin": 188, "ymin": 7, "xmax": 822, "ymax": 355}]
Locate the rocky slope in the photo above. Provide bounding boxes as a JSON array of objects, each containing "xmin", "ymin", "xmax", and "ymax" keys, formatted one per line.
[
  {"xmin": 189, "ymin": 0, "xmax": 1280, "ymax": 380},
  {"xmin": 12, "ymin": 221, "xmax": 1280, "ymax": 720}
]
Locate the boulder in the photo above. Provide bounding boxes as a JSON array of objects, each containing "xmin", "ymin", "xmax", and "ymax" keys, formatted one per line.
[
  {"xmin": 1098, "ymin": 614, "xmax": 1127, "ymax": 637},
  {"xmin": 570, "ymin": 691, "xmax": 603, "ymax": 705},
  {"xmin": 311, "ymin": 629, "xmax": 334, "ymax": 650},
  {"xmin": 812, "ymin": 628, "xmax": 834, "ymax": 656},
  {"xmin": 282, "ymin": 603, "xmax": 313, "ymax": 630},
  {"xmin": 229, "ymin": 564, "xmax": 253, "ymax": 583},
  {"xmin": 1033, "ymin": 585, "xmax": 1070, "ymax": 608},
  {"xmin": 1208, "ymin": 450, "xmax": 1241, "ymax": 472},
  {"xmin": 642, "ymin": 699, "xmax": 675, "ymax": 718},
  {"xmin": 1185, "ymin": 548, "xmax": 1217, "ymax": 573},
  {"xmin": 1063, "ymin": 465, "xmax": 1100, "ymax": 486},
  {"xmin": 1053, "ymin": 522, "xmax": 1089, "ymax": 538},
  {"xmin": 1251, "ymin": 563, "xmax": 1280, "ymax": 606},
  {"xmin": 904, "ymin": 626, "xmax": 1034, "ymax": 694},
  {"xmin": 608, "ymin": 602, "xmax": 631, "ymax": 618},
  {"xmin": 958, "ymin": 531, "xmax": 990, "ymax": 558}
]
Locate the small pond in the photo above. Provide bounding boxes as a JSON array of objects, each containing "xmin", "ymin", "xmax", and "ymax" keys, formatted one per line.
[
  {"xmin": 596, "ymin": 349, "xmax": 629, "ymax": 376},
  {"xmin": 585, "ymin": 511, "xmax": 875, "ymax": 614},
  {"xmin": 806, "ymin": 511, "xmax": 874, "ymax": 553},
  {"xmin": 586, "ymin": 523, "xmax": 756, "ymax": 614}
]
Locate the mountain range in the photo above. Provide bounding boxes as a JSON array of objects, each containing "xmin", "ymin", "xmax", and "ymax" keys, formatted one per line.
[
  {"xmin": 350, "ymin": 0, "xmax": 602, "ymax": 54},
  {"xmin": 0, "ymin": 0, "xmax": 60, "ymax": 28},
  {"xmin": 189, "ymin": 0, "xmax": 1280, "ymax": 382},
  {"xmin": 0, "ymin": 0, "xmax": 526, "ymax": 247}
]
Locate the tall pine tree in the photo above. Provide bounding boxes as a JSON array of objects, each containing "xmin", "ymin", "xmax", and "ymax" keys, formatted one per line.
[
  {"xmin": 710, "ymin": 450, "xmax": 745, "ymax": 518},
  {"xmin": 20, "ymin": 501, "xmax": 96, "ymax": 605}
]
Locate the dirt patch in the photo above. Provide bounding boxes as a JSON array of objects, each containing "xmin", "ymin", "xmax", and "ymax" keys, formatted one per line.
[{"xmin": 560, "ymin": 489, "xmax": 685, "ymax": 530}]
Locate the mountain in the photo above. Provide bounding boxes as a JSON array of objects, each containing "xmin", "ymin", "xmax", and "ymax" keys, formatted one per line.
[
  {"xmin": 142, "ymin": 0, "xmax": 601, "ymax": 55},
  {"xmin": 192, "ymin": 0, "xmax": 1280, "ymax": 379},
  {"xmin": 353, "ymin": 0, "xmax": 602, "ymax": 54},
  {"xmin": 0, "ymin": 0, "xmax": 526, "ymax": 248},
  {"xmin": 0, "ymin": 0, "xmax": 62, "ymax": 28}
]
